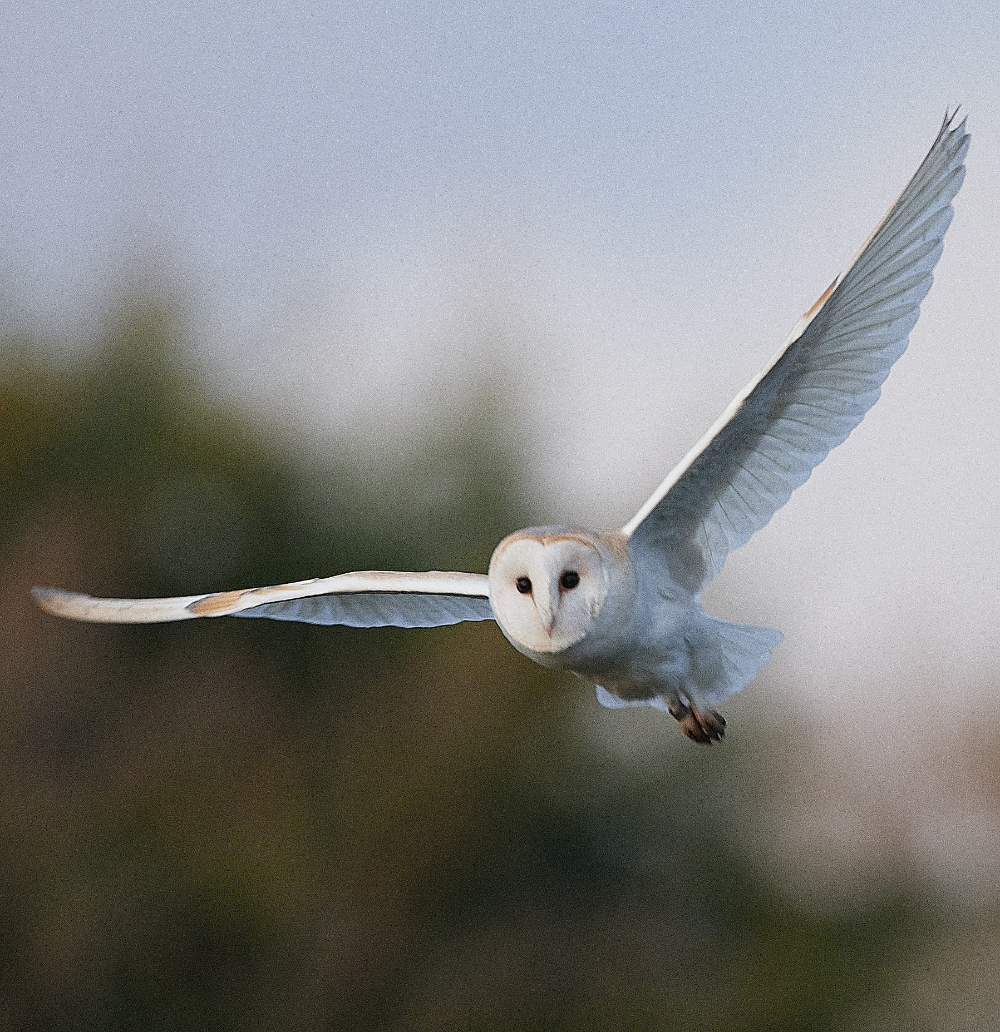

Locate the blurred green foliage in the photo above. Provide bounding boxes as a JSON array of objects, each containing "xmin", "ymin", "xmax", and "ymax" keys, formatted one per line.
[{"xmin": 1, "ymin": 297, "xmax": 935, "ymax": 1030}]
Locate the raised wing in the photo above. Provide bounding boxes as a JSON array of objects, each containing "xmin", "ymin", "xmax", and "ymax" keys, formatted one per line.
[
  {"xmin": 32, "ymin": 570, "xmax": 494, "ymax": 628},
  {"xmin": 624, "ymin": 111, "xmax": 969, "ymax": 591}
]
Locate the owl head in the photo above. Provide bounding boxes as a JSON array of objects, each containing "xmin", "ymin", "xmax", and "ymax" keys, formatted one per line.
[{"xmin": 488, "ymin": 526, "xmax": 624, "ymax": 660}]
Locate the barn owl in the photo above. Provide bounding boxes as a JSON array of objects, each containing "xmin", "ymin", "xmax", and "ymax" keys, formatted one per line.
[{"xmin": 33, "ymin": 113, "xmax": 969, "ymax": 744}]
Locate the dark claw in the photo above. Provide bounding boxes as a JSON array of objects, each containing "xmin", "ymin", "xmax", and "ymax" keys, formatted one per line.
[{"xmin": 673, "ymin": 703, "xmax": 727, "ymax": 745}]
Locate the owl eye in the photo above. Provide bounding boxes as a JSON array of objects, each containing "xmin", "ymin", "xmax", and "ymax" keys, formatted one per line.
[
  {"xmin": 560, "ymin": 570, "xmax": 580, "ymax": 590},
  {"xmin": 515, "ymin": 576, "xmax": 533, "ymax": 594}
]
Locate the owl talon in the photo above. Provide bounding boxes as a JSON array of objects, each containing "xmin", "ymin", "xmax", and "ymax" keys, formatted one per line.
[{"xmin": 670, "ymin": 701, "xmax": 726, "ymax": 745}]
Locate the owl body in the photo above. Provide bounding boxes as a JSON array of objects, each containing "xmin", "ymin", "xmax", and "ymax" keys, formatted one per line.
[{"xmin": 486, "ymin": 526, "xmax": 776, "ymax": 729}]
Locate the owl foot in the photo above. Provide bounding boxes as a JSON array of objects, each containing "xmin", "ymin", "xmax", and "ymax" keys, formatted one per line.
[{"xmin": 668, "ymin": 699, "xmax": 726, "ymax": 745}]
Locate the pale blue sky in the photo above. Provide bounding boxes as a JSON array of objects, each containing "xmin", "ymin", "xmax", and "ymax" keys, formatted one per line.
[
  {"xmin": 3, "ymin": 0, "xmax": 999, "ymax": 713},
  {"xmin": 4, "ymin": 0, "xmax": 993, "ymax": 332}
]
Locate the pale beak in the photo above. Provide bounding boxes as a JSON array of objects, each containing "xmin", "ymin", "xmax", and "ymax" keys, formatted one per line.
[{"xmin": 536, "ymin": 580, "xmax": 560, "ymax": 636}]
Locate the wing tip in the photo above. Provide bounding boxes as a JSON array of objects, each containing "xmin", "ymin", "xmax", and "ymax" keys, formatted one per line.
[
  {"xmin": 30, "ymin": 584, "xmax": 203, "ymax": 623},
  {"xmin": 31, "ymin": 585, "xmax": 81, "ymax": 617},
  {"xmin": 943, "ymin": 104, "xmax": 966, "ymax": 131},
  {"xmin": 941, "ymin": 106, "xmax": 971, "ymax": 159}
]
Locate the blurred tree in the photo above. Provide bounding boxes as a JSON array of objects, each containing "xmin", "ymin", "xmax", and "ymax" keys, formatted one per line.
[{"xmin": 0, "ymin": 294, "xmax": 942, "ymax": 1031}]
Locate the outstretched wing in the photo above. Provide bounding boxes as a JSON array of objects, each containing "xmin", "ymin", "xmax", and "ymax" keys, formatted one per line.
[
  {"xmin": 624, "ymin": 111, "xmax": 969, "ymax": 591},
  {"xmin": 32, "ymin": 570, "xmax": 494, "ymax": 628}
]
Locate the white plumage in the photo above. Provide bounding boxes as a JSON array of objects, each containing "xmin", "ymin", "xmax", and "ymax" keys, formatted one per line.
[{"xmin": 33, "ymin": 113, "xmax": 969, "ymax": 743}]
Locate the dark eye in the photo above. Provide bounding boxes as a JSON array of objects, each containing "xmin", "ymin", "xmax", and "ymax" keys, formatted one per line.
[
  {"xmin": 560, "ymin": 570, "xmax": 580, "ymax": 591},
  {"xmin": 515, "ymin": 576, "xmax": 533, "ymax": 595}
]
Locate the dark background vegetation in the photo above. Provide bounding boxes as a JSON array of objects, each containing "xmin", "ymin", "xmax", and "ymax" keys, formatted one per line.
[{"xmin": 1, "ymin": 297, "xmax": 996, "ymax": 1030}]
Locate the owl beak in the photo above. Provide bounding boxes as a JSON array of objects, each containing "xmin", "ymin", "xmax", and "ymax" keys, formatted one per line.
[{"xmin": 536, "ymin": 581, "xmax": 560, "ymax": 636}]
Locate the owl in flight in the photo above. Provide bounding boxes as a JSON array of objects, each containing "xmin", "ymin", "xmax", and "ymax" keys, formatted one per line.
[{"xmin": 34, "ymin": 113, "xmax": 969, "ymax": 743}]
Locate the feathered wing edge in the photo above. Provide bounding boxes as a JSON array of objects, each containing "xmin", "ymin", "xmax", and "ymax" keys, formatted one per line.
[
  {"xmin": 32, "ymin": 570, "xmax": 494, "ymax": 629},
  {"xmin": 623, "ymin": 111, "xmax": 969, "ymax": 590}
]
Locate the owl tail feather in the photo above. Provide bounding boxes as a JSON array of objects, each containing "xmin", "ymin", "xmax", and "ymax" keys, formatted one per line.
[
  {"xmin": 593, "ymin": 618, "xmax": 782, "ymax": 714},
  {"xmin": 705, "ymin": 616, "xmax": 783, "ymax": 705}
]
